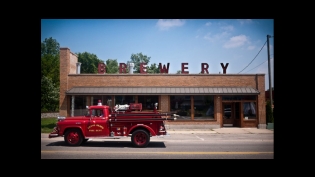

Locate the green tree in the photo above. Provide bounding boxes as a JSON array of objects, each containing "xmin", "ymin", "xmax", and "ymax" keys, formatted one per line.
[
  {"xmin": 41, "ymin": 37, "xmax": 60, "ymax": 86},
  {"xmin": 41, "ymin": 54, "xmax": 60, "ymax": 86},
  {"xmin": 41, "ymin": 37, "xmax": 60, "ymax": 56},
  {"xmin": 41, "ymin": 76, "xmax": 59, "ymax": 112},
  {"xmin": 127, "ymin": 52, "xmax": 151, "ymax": 73},
  {"xmin": 105, "ymin": 59, "xmax": 119, "ymax": 73},
  {"xmin": 176, "ymin": 70, "xmax": 181, "ymax": 74},
  {"xmin": 147, "ymin": 63, "xmax": 160, "ymax": 73},
  {"xmin": 41, "ymin": 37, "xmax": 60, "ymax": 112},
  {"xmin": 266, "ymin": 100, "xmax": 274, "ymax": 123},
  {"xmin": 77, "ymin": 52, "xmax": 103, "ymax": 73}
]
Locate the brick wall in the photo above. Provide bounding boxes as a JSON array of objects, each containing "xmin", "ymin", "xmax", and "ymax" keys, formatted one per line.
[
  {"xmin": 160, "ymin": 95, "xmax": 169, "ymax": 112},
  {"xmin": 59, "ymin": 47, "xmax": 266, "ymax": 127},
  {"xmin": 66, "ymin": 74, "xmax": 264, "ymax": 88}
]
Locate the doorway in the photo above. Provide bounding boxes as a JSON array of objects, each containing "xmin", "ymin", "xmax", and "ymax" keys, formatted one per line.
[{"xmin": 222, "ymin": 102, "xmax": 241, "ymax": 127}]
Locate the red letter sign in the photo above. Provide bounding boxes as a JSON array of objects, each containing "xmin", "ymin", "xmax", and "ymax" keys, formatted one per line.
[
  {"xmin": 220, "ymin": 63, "xmax": 229, "ymax": 74},
  {"xmin": 181, "ymin": 63, "xmax": 189, "ymax": 74},
  {"xmin": 201, "ymin": 63, "xmax": 209, "ymax": 74},
  {"xmin": 119, "ymin": 63, "xmax": 127, "ymax": 73},
  {"xmin": 140, "ymin": 63, "xmax": 147, "ymax": 74},
  {"xmin": 159, "ymin": 63, "xmax": 170, "ymax": 73},
  {"xmin": 98, "ymin": 62, "xmax": 106, "ymax": 74}
]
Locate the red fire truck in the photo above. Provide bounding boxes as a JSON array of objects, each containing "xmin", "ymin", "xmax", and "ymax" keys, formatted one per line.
[{"xmin": 49, "ymin": 100, "xmax": 177, "ymax": 148}]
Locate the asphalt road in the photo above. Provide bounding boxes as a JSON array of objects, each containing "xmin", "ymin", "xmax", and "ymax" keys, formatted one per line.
[{"xmin": 41, "ymin": 129, "xmax": 273, "ymax": 159}]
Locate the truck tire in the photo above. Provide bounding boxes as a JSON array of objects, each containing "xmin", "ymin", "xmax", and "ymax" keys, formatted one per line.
[
  {"xmin": 131, "ymin": 129, "xmax": 150, "ymax": 148},
  {"xmin": 64, "ymin": 129, "xmax": 83, "ymax": 146}
]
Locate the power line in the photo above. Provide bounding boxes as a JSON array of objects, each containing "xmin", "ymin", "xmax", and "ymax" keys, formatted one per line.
[
  {"xmin": 238, "ymin": 40, "xmax": 267, "ymax": 74},
  {"xmin": 245, "ymin": 53, "xmax": 273, "ymax": 73},
  {"xmin": 245, "ymin": 60, "xmax": 268, "ymax": 73}
]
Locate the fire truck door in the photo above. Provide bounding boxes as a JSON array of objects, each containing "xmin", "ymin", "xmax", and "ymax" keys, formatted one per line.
[
  {"xmin": 91, "ymin": 117, "xmax": 108, "ymax": 136},
  {"xmin": 86, "ymin": 109, "xmax": 109, "ymax": 136}
]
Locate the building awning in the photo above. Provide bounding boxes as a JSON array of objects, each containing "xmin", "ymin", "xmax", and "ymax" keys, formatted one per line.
[{"xmin": 66, "ymin": 87, "xmax": 260, "ymax": 95}]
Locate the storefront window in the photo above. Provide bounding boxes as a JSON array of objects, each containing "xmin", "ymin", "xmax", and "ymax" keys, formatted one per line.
[
  {"xmin": 92, "ymin": 96, "xmax": 103, "ymax": 105},
  {"xmin": 72, "ymin": 95, "xmax": 114, "ymax": 116},
  {"xmin": 170, "ymin": 95, "xmax": 187, "ymax": 117},
  {"xmin": 194, "ymin": 95, "xmax": 214, "ymax": 119},
  {"xmin": 243, "ymin": 102, "xmax": 256, "ymax": 119},
  {"xmin": 114, "ymin": 95, "xmax": 135, "ymax": 106},
  {"xmin": 138, "ymin": 96, "xmax": 158, "ymax": 110},
  {"xmin": 72, "ymin": 95, "xmax": 87, "ymax": 116},
  {"xmin": 222, "ymin": 95, "xmax": 255, "ymax": 101},
  {"xmin": 170, "ymin": 95, "xmax": 214, "ymax": 120}
]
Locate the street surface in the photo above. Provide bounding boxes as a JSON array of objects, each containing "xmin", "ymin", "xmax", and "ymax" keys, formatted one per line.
[{"xmin": 41, "ymin": 129, "xmax": 273, "ymax": 159}]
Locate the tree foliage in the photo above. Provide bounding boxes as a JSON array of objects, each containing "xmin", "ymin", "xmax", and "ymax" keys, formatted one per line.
[
  {"xmin": 41, "ymin": 37, "xmax": 60, "ymax": 112},
  {"xmin": 77, "ymin": 52, "xmax": 103, "ymax": 73},
  {"xmin": 127, "ymin": 52, "xmax": 151, "ymax": 73},
  {"xmin": 41, "ymin": 76, "xmax": 59, "ymax": 112},
  {"xmin": 41, "ymin": 37, "xmax": 60, "ymax": 86},
  {"xmin": 147, "ymin": 63, "xmax": 160, "ymax": 73},
  {"xmin": 41, "ymin": 37, "xmax": 60, "ymax": 57},
  {"xmin": 266, "ymin": 100, "xmax": 274, "ymax": 123},
  {"xmin": 105, "ymin": 59, "xmax": 119, "ymax": 73}
]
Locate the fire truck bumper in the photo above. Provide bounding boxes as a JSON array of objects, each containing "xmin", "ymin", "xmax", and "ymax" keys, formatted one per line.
[
  {"xmin": 48, "ymin": 127, "xmax": 60, "ymax": 138},
  {"xmin": 157, "ymin": 133, "xmax": 171, "ymax": 137},
  {"xmin": 48, "ymin": 133, "xmax": 59, "ymax": 138}
]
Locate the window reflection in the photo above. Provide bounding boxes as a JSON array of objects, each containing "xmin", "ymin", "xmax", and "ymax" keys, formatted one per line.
[
  {"xmin": 138, "ymin": 96, "xmax": 158, "ymax": 110},
  {"xmin": 72, "ymin": 95, "xmax": 87, "ymax": 116},
  {"xmin": 243, "ymin": 102, "xmax": 256, "ymax": 119},
  {"xmin": 170, "ymin": 95, "xmax": 214, "ymax": 119}
]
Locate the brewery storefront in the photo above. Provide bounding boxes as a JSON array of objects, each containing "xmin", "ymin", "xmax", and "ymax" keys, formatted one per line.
[{"xmin": 59, "ymin": 48, "xmax": 266, "ymax": 129}]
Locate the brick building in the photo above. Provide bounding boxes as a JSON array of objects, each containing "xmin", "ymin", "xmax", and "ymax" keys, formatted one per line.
[{"xmin": 59, "ymin": 47, "xmax": 267, "ymax": 129}]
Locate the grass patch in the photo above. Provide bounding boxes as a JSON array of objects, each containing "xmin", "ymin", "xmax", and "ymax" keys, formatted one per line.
[{"xmin": 41, "ymin": 118, "xmax": 57, "ymax": 133}]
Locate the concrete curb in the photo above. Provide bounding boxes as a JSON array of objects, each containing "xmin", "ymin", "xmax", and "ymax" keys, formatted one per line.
[
  {"xmin": 42, "ymin": 128, "xmax": 273, "ymax": 136},
  {"xmin": 167, "ymin": 128, "xmax": 273, "ymax": 134}
]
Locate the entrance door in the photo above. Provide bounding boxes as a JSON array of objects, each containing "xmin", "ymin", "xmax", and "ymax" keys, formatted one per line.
[
  {"xmin": 223, "ymin": 103, "xmax": 233, "ymax": 126},
  {"xmin": 223, "ymin": 102, "xmax": 241, "ymax": 127}
]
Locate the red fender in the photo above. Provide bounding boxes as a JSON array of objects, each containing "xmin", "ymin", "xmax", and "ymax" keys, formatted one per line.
[
  {"xmin": 129, "ymin": 124, "xmax": 156, "ymax": 136},
  {"xmin": 61, "ymin": 126, "xmax": 85, "ymax": 137}
]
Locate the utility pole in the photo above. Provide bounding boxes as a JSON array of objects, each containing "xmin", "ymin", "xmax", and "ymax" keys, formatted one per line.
[{"xmin": 267, "ymin": 35, "xmax": 273, "ymax": 110}]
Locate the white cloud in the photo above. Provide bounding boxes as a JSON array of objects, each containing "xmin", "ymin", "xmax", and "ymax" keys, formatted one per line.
[
  {"xmin": 238, "ymin": 19, "xmax": 253, "ymax": 25},
  {"xmin": 221, "ymin": 25, "xmax": 234, "ymax": 31},
  {"xmin": 156, "ymin": 19, "xmax": 185, "ymax": 30},
  {"xmin": 223, "ymin": 35, "xmax": 248, "ymax": 48},
  {"xmin": 247, "ymin": 45, "xmax": 255, "ymax": 50},
  {"xmin": 205, "ymin": 22, "xmax": 212, "ymax": 26},
  {"xmin": 204, "ymin": 31, "xmax": 229, "ymax": 42}
]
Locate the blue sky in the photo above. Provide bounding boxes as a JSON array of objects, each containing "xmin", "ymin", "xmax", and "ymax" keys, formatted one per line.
[{"xmin": 41, "ymin": 19, "xmax": 274, "ymax": 90}]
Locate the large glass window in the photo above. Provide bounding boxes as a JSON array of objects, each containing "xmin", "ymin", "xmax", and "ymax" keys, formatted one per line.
[
  {"xmin": 114, "ymin": 95, "xmax": 135, "ymax": 106},
  {"xmin": 170, "ymin": 95, "xmax": 187, "ymax": 117},
  {"xmin": 91, "ymin": 95, "xmax": 112, "ymax": 106},
  {"xmin": 138, "ymin": 95, "xmax": 158, "ymax": 110},
  {"xmin": 72, "ymin": 95, "xmax": 87, "ymax": 116},
  {"xmin": 243, "ymin": 102, "xmax": 256, "ymax": 119},
  {"xmin": 170, "ymin": 95, "xmax": 214, "ymax": 120},
  {"xmin": 194, "ymin": 95, "xmax": 214, "ymax": 119},
  {"xmin": 92, "ymin": 96, "xmax": 103, "ymax": 105},
  {"xmin": 222, "ymin": 95, "xmax": 256, "ymax": 101},
  {"xmin": 72, "ymin": 95, "xmax": 113, "ymax": 116}
]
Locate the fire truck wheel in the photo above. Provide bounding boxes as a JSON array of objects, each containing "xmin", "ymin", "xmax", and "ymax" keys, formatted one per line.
[
  {"xmin": 64, "ymin": 129, "xmax": 83, "ymax": 146},
  {"xmin": 131, "ymin": 129, "xmax": 150, "ymax": 148}
]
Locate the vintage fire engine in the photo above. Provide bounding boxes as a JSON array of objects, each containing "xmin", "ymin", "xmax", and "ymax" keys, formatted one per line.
[{"xmin": 49, "ymin": 100, "xmax": 178, "ymax": 148}]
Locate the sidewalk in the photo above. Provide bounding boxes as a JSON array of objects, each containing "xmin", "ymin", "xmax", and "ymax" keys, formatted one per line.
[{"xmin": 167, "ymin": 128, "xmax": 274, "ymax": 134}]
